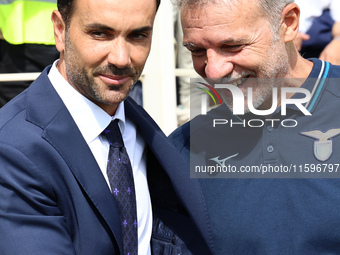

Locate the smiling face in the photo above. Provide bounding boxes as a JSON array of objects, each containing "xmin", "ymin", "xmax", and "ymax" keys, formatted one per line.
[
  {"xmin": 52, "ymin": 0, "xmax": 156, "ymax": 115},
  {"xmin": 181, "ymin": 0, "xmax": 290, "ymax": 112}
]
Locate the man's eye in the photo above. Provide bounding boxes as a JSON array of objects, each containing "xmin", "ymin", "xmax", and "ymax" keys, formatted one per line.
[
  {"xmin": 188, "ymin": 48, "xmax": 206, "ymax": 56},
  {"xmin": 91, "ymin": 31, "xmax": 110, "ymax": 38},
  {"xmin": 130, "ymin": 33, "xmax": 148, "ymax": 40},
  {"xmin": 222, "ymin": 45, "xmax": 244, "ymax": 52}
]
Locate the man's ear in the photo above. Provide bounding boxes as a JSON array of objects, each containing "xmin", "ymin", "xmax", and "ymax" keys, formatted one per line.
[
  {"xmin": 51, "ymin": 10, "xmax": 66, "ymax": 53},
  {"xmin": 280, "ymin": 3, "xmax": 300, "ymax": 43}
]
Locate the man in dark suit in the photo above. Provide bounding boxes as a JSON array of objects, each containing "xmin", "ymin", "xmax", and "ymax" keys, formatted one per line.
[{"xmin": 0, "ymin": 0, "xmax": 212, "ymax": 254}]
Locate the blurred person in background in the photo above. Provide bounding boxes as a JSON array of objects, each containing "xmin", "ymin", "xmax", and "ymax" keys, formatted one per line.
[
  {"xmin": 0, "ymin": 0, "xmax": 59, "ymax": 107},
  {"xmin": 294, "ymin": 0, "xmax": 340, "ymax": 65}
]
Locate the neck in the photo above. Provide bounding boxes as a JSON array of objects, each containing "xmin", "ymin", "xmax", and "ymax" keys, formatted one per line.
[{"xmin": 286, "ymin": 41, "xmax": 314, "ymax": 80}]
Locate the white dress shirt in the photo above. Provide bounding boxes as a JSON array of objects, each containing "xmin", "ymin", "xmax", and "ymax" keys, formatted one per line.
[
  {"xmin": 296, "ymin": 0, "xmax": 340, "ymax": 33},
  {"xmin": 48, "ymin": 61, "xmax": 152, "ymax": 255}
]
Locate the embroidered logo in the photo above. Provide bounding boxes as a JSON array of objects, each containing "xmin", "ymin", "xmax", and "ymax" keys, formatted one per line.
[
  {"xmin": 300, "ymin": 129, "xmax": 340, "ymax": 161},
  {"xmin": 210, "ymin": 153, "xmax": 239, "ymax": 167}
]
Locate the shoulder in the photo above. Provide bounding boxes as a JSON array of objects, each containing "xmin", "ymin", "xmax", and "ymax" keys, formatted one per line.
[
  {"xmin": 169, "ymin": 105, "xmax": 231, "ymax": 157},
  {"xmin": 323, "ymin": 61, "xmax": 340, "ymax": 97},
  {"xmin": 169, "ymin": 121, "xmax": 190, "ymax": 155},
  {"xmin": 327, "ymin": 62, "xmax": 340, "ymax": 77}
]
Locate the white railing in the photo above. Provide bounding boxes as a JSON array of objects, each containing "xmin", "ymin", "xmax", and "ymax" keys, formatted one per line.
[{"xmin": 0, "ymin": 73, "xmax": 40, "ymax": 82}]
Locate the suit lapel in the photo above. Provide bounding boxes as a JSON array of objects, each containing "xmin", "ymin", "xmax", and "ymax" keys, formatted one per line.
[
  {"xmin": 125, "ymin": 98, "xmax": 212, "ymax": 250},
  {"xmin": 25, "ymin": 67, "xmax": 124, "ymax": 253}
]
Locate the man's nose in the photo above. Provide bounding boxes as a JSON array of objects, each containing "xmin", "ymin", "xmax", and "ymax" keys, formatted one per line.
[
  {"xmin": 204, "ymin": 49, "xmax": 233, "ymax": 80},
  {"xmin": 108, "ymin": 37, "xmax": 131, "ymax": 68}
]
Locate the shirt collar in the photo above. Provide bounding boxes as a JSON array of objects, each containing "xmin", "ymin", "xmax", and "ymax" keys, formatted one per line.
[
  {"xmin": 48, "ymin": 60, "xmax": 126, "ymax": 144},
  {"xmin": 283, "ymin": 59, "xmax": 330, "ymax": 113}
]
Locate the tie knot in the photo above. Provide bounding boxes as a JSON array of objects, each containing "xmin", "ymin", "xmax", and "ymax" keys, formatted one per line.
[{"xmin": 101, "ymin": 119, "xmax": 124, "ymax": 148}]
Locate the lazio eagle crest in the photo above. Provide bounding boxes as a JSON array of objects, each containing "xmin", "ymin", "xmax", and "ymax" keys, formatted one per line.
[{"xmin": 300, "ymin": 129, "xmax": 340, "ymax": 161}]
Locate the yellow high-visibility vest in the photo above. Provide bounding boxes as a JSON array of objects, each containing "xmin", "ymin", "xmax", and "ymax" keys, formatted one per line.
[{"xmin": 0, "ymin": 0, "xmax": 57, "ymax": 45}]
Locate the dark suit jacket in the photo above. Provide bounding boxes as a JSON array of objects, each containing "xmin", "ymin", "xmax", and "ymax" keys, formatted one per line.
[
  {"xmin": 0, "ymin": 66, "xmax": 213, "ymax": 255},
  {"xmin": 300, "ymin": 9, "xmax": 334, "ymax": 59}
]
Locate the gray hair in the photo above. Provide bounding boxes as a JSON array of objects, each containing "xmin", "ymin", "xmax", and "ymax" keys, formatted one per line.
[
  {"xmin": 258, "ymin": 0, "xmax": 294, "ymax": 32},
  {"xmin": 173, "ymin": 0, "xmax": 294, "ymax": 34}
]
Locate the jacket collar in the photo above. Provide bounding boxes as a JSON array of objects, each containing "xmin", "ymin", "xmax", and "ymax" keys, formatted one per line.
[
  {"xmin": 125, "ymin": 98, "xmax": 213, "ymax": 252},
  {"xmin": 26, "ymin": 66, "xmax": 124, "ymax": 253}
]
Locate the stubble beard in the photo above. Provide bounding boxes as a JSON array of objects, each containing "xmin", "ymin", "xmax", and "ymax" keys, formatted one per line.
[
  {"xmin": 224, "ymin": 37, "xmax": 289, "ymax": 114},
  {"xmin": 64, "ymin": 32, "xmax": 137, "ymax": 107}
]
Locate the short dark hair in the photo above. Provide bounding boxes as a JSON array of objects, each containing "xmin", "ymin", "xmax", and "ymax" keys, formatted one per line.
[{"xmin": 58, "ymin": 0, "xmax": 161, "ymax": 29}]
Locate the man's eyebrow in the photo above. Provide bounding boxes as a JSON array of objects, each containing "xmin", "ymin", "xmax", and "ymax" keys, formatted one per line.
[
  {"xmin": 219, "ymin": 38, "xmax": 248, "ymax": 44},
  {"xmin": 131, "ymin": 26, "xmax": 153, "ymax": 33},
  {"xmin": 85, "ymin": 23, "xmax": 153, "ymax": 33},
  {"xmin": 183, "ymin": 38, "xmax": 248, "ymax": 48},
  {"xmin": 85, "ymin": 23, "xmax": 114, "ymax": 31}
]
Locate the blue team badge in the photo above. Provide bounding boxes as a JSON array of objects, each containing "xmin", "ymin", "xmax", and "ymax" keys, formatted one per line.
[{"xmin": 300, "ymin": 129, "xmax": 340, "ymax": 161}]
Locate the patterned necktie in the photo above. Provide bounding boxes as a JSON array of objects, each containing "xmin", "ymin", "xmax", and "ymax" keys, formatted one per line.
[{"xmin": 101, "ymin": 119, "xmax": 138, "ymax": 255}]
